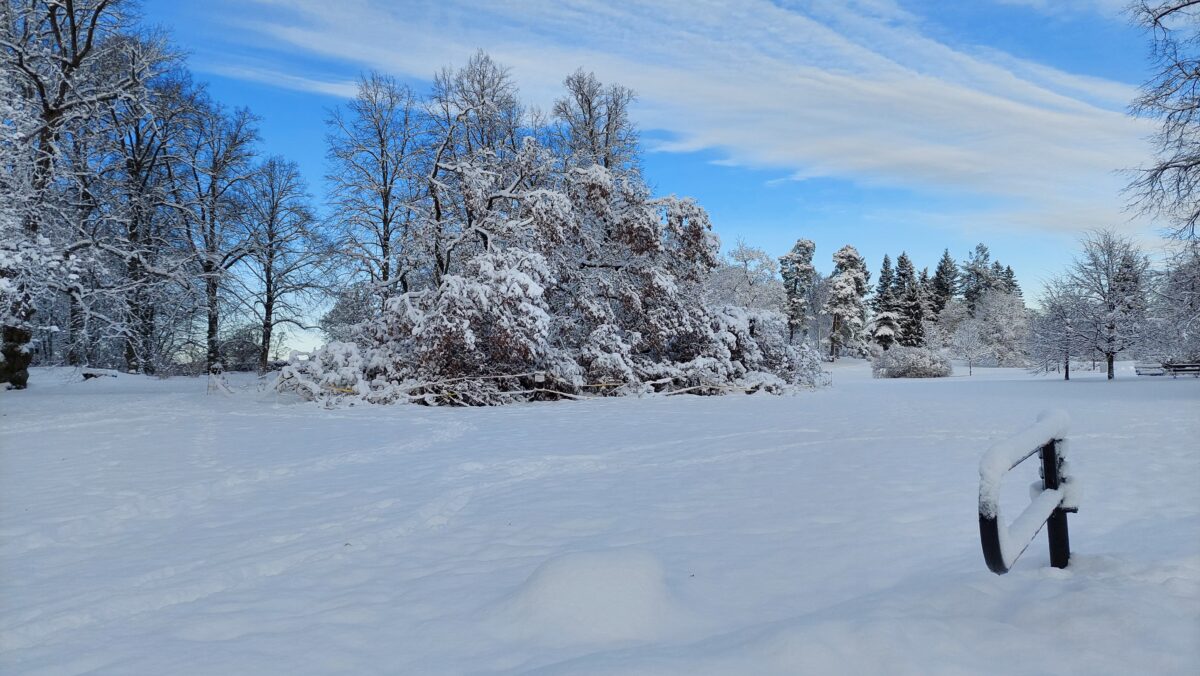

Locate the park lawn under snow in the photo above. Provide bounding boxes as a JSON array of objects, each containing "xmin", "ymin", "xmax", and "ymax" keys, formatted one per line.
[{"xmin": 1, "ymin": 363, "xmax": 1198, "ymax": 675}]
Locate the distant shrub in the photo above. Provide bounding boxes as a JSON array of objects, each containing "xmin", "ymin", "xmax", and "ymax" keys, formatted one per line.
[{"xmin": 872, "ymin": 346, "xmax": 952, "ymax": 379}]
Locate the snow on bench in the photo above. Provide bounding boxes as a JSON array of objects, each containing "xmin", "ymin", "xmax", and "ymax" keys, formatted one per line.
[{"xmin": 978, "ymin": 409, "xmax": 1076, "ymax": 574}]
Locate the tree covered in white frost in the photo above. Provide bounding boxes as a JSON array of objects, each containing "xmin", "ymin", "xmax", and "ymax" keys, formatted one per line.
[
  {"xmin": 973, "ymin": 289, "xmax": 1029, "ymax": 367},
  {"xmin": 822, "ymin": 245, "xmax": 870, "ymax": 360},
  {"xmin": 1028, "ymin": 278, "xmax": 1085, "ymax": 379},
  {"xmin": 280, "ymin": 56, "xmax": 821, "ymax": 405},
  {"xmin": 1146, "ymin": 242, "xmax": 1200, "ymax": 360},
  {"xmin": 705, "ymin": 240, "xmax": 784, "ymax": 312},
  {"xmin": 779, "ymin": 238, "xmax": 816, "ymax": 342},
  {"xmin": 1064, "ymin": 231, "xmax": 1149, "ymax": 379}
]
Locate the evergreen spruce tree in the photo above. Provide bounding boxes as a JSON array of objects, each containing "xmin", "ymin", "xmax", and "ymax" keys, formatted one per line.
[
  {"xmin": 779, "ymin": 238, "xmax": 816, "ymax": 342},
  {"xmin": 872, "ymin": 254, "xmax": 896, "ymax": 314},
  {"xmin": 931, "ymin": 249, "xmax": 959, "ymax": 316},
  {"xmin": 870, "ymin": 311, "xmax": 899, "ymax": 351},
  {"xmin": 918, "ymin": 268, "xmax": 936, "ymax": 319},
  {"xmin": 1002, "ymin": 265, "xmax": 1021, "ymax": 296},
  {"xmin": 894, "ymin": 252, "xmax": 925, "ymax": 346},
  {"xmin": 961, "ymin": 243, "xmax": 995, "ymax": 315}
]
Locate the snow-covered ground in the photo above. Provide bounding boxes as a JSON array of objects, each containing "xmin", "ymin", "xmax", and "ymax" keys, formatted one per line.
[{"xmin": 2, "ymin": 363, "xmax": 1198, "ymax": 675}]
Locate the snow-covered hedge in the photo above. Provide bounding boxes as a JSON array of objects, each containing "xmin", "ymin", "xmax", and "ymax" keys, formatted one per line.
[{"xmin": 871, "ymin": 346, "xmax": 952, "ymax": 379}]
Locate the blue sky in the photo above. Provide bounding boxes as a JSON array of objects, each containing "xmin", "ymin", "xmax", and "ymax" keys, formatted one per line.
[{"xmin": 140, "ymin": 0, "xmax": 1158, "ymax": 289}]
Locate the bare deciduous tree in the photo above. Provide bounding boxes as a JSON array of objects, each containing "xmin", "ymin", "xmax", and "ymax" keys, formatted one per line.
[
  {"xmin": 236, "ymin": 157, "xmax": 325, "ymax": 372},
  {"xmin": 326, "ymin": 72, "xmax": 420, "ymax": 307},
  {"xmin": 1130, "ymin": 1, "xmax": 1200, "ymax": 240}
]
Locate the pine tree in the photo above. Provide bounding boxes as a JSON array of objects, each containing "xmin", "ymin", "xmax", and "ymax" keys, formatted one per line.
[
  {"xmin": 961, "ymin": 244, "xmax": 995, "ymax": 314},
  {"xmin": 918, "ymin": 267, "xmax": 936, "ymax": 319},
  {"xmin": 931, "ymin": 249, "xmax": 958, "ymax": 316},
  {"xmin": 1002, "ymin": 265, "xmax": 1021, "ymax": 296},
  {"xmin": 779, "ymin": 238, "xmax": 816, "ymax": 342},
  {"xmin": 823, "ymin": 245, "xmax": 870, "ymax": 359},
  {"xmin": 870, "ymin": 311, "xmax": 899, "ymax": 351},
  {"xmin": 872, "ymin": 254, "xmax": 896, "ymax": 315},
  {"xmin": 894, "ymin": 252, "xmax": 925, "ymax": 346}
]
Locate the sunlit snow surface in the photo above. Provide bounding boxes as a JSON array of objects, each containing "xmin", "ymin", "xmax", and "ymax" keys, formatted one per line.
[{"xmin": 2, "ymin": 363, "xmax": 1197, "ymax": 674}]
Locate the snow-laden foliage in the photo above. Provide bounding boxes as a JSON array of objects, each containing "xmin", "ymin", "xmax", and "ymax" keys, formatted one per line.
[
  {"xmin": 282, "ymin": 132, "xmax": 821, "ymax": 405},
  {"xmin": 871, "ymin": 345, "xmax": 952, "ymax": 378},
  {"xmin": 1064, "ymin": 231, "xmax": 1150, "ymax": 379},
  {"xmin": 278, "ymin": 342, "xmax": 371, "ymax": 405},
  {"xmin": 974, "ymin": 290, "xmax": 1029, "ymax": 367},
  {"xmin": 705, "ymin": 241, "xmax": 784, "ymax": 312},
  {"xmin": 870, "ymin": 311, "xmax": 900, "ymax": 351},
  {"xmin": 779, "ymin": 238, "xmax": 816, "ymax": 342},
  {"xmin": 1148, "ymin": 243, "xmax": 1200, "ymax": 361},
  {"xmin": 823, "ymin": 245, "xmax": 870, "ymax": 359}
]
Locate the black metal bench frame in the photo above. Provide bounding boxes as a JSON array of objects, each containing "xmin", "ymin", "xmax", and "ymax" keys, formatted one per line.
[{"xmin": 978, "ymin": 412, "xmax": 1077, "ymax": 574}]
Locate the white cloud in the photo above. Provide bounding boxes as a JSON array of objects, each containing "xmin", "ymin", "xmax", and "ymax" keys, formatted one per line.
[
  {"xmin": 204, "ymin": 63, "xmax": 358, "ymax": 98},
  {"xmin": 992, "ymin": 0, "xmax": 1130, "ymax": 18},
  {"xmin": 214, "ymin": 0, "xmax": 1154, "ymax": 235}
]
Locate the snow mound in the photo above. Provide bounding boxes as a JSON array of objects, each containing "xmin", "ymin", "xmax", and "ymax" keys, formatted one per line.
[{"xmin": 492, "ymin": 549, "xmax": 688, "ymax": 645}]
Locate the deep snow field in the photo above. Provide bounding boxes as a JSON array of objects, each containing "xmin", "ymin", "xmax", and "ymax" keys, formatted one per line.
[{"xmin": 1, "ymin": 362, "xmax": 1198, "ymax": 675}]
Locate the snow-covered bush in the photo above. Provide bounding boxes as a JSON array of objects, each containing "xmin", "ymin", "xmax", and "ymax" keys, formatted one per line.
[
  {"xmin": 277, "ymin": 62, "xmax": 823, "ymax": 406},
  {"xmin": 872, "ymin": 346, "xmax": 952, "ymax": 378},
  {"xmin": 278, "ymin": 342, "xmax": 374, "ymax": 405}
]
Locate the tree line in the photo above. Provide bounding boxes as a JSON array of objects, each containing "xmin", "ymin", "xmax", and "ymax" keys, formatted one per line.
[
  {"xmin": 3, "ymin": 0, "xmax": 1198, "ymax": 398},
  {"xmin": 1, "ymin": 0, "xmax": 823, "ymax": 401}
]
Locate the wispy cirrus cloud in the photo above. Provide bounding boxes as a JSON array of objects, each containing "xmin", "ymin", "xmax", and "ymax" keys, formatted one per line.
[
  {"xmin": 991, "ymin": 0, "xmax": 1130, "ymax": 18},
  {"xmin": 205, "ymin": 63, "xmax": 358, "ymax": 98},
  {"xmin": 207, "ymin": 0, "xmax": 1154, "ymax": 235}
]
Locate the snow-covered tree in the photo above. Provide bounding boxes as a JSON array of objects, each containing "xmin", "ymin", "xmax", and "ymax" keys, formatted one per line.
[
  {"xmin": 951, "ymin": 319, "xmax": 989, "ymax": 376},
  {"xmin": 961, "ymin": 244, "xmax": 997, "ymax": 314},
  {"xmin": 872, "ymin": 345, "xmax": 951, "ymax": 378},
  {"xmin": 282, "ymin": 55, "xmax": 822, "ymax": 405},
  {"xmin": 872, "ymin": 254, "xmax": 896, "ymax": 315},
  {"xmin": 1065, "ymin": 230, "xmax": 1149, "ymax": 379},
  {"xmin": 706, "ymin": 239, "xmax": 783, "ymax": 311},
  {"xmin": 1, "ymin": 0, "xmax": 165, "ymax": 384},
  {"xmin": 170, "ymin": 99, "xmax": 260, "ymax": 372},
  {"xmin": 930, "ymin": 249, "xmax": 958, "ymax": 316},
  {"xmin": 894, "ymin": 252, "xmax": 925, "ymax": 347},
  {"xmin": 779, "ymin": 238, "xmax": 816, "ymax": 342},
  {"xmin": 552, "ymin": 69, "xmax": 638, "ymax": 173},
  {"xmin": 823, "ymin": 245, "xmax": 870, "ymax": 359},
  {"xmin": 870, "ymin": 310, "xmax": 899, "ymax": 351},
  {"xmin": 975, "ymin": 290, "xmax": 1029, "ymax": 366},
  {"xmin": 319, "ymin": 283, "xmax": 376, "ymax": 343},
  {"xmin": 1028, "ymin": 278, "xmax": 1083, "ymax": 380},
  {"xmin": 1147, "ymin": 242, "xmax": 1200, "ymax": 360},
  {"xmin": 92, "ymin": 69, "xmax": 197, "ymax": 374},
  {"xmin": 924, "ymin": 298, "xmax": 968, "ymax": 350}
]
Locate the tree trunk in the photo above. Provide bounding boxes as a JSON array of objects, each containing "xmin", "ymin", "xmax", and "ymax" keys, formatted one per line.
[
  {"xmin": 1, "ymin": 322, "xmax": 33, "ymax": 389},
  {"xmin": 259, "ymin": 293, "xmax": 273, "ymax": 374},
  {"xmin": 829, "ymin": 316, "xmax": 841, "ymax": 360},
  {"xmin": 1106, "ymin": 352, "xmax": 1115, "ymax": 380},
  {"xmin": 124, "ymin": 213, "xmax": 146, "ymax": 373},
  {"xmin": 67, "ymin": 290, "xmax": 85, "ymax": 366},
  {"xmin": 206, "ymin": 272, "xmax": 220, "ymax": 372},
  {"xmin": 1064, "ymin": 353, "xmax": 1070, "ymax": 381},
  {"xmin": 140, "ymin": 304, "xmax": 157, "ymax": 375}
]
